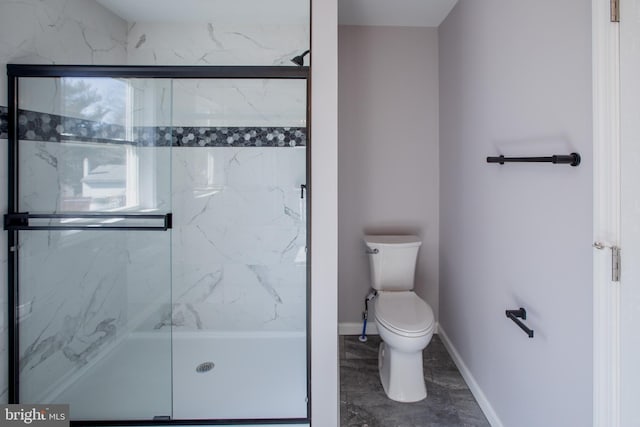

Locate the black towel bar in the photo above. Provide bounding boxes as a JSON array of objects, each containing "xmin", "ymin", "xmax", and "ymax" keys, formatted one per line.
[
  {"xmin": 487, "ymin": 152, "xmax": 581, "ymax": 167},
  {"xmin": 506, "ymin": 308, "xmax": 534, "ymax": 338}
]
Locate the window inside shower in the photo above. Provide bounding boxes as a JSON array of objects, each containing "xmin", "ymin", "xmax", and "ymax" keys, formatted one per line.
[{"xmin": 6, "ymin": 66, "xmax": 310, "ymax": 424}]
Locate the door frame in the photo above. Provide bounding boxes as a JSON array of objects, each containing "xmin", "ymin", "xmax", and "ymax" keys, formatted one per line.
[{"xmin": 593, "ymin": 0, "xmax": 621, "ymax": 425}]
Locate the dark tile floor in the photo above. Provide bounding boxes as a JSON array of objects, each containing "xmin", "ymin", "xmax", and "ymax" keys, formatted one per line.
[{"xmin": 340, "ymin": 334, "xmax": 490, "ymax": 427}]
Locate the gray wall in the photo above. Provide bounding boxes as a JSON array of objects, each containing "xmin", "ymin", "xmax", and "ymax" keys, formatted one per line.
[
  {"xmin": 338, "ymin": 25, "xmax": 440, "ymax": 326},
  {"xmin": 438, "ymin": 1, "xmax": 593, "ymax": 426}
]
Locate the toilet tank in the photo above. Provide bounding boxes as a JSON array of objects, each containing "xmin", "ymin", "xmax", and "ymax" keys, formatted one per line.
[{"xmin": 364, "ymin": 235, "xmax": 422, "ymax": 291}]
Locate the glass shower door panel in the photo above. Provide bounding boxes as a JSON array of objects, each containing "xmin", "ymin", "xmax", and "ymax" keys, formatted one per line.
[
  {"xmin": 170, "ymin": 79, "xmax": 308, "ymax": 419},
  {"xmin": 17, "ymin": 230, "xmax": 172, "ymax": 420},
  {"xmin": 15, "ymin": 77, "xmax": 173, "ymax": 420}
]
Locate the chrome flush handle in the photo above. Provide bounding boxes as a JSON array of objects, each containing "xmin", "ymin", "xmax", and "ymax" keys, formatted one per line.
[{"xmin": 365, "ymin": 247, "xmax": 379, "ymax": 255}]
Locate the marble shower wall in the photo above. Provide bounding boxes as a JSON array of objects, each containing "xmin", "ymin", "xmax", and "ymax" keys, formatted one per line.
[
  {"xmin": 170, "ymin": 146, "xmax": 307, "ymax": 333},
  {"xmin": 170, "ymin": 79, "xmax": 306, "ymax": 128},
  {"xmin": 130, "ymin": 78, "xmax": 307, "ymax": 129},
  {"xmin": 126, "ymin": 21, "xmax": 309, "ymax": 67},
  {"xmin": 0, "ymin": 0, "xmax": 128, "ymax": 106},
  {"xmin": 163, "ymin": 79, "xmax": 307, "ymax": 333}
]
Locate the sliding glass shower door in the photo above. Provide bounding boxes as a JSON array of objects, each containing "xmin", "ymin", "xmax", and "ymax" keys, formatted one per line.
[
  {"xmin": 169, "ymin": 78, "xmax": 308, "ymax": 419},
  {"xmin": 6, "ymin": 66, "xmax": 309, "ymax": 424},
  {"xmin": 10, "ymin": 76, "xmax": 174, "ymax": 420}
]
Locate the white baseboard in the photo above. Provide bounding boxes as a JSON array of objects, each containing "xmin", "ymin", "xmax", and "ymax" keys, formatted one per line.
[
  {"xmin": 438, "ymin": 325, "xmax": 504, "ymax": 427},
  {"xmin": 339, "ymin": 321, "xmax": 379, "ymax": 335}
]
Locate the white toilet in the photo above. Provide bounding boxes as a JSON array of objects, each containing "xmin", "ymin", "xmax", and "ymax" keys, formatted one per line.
[{"xmin": 364, "ymin": 235, "xmax": 435, "ymax": 403}]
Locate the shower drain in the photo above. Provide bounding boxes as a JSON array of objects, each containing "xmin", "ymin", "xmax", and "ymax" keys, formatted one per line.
[{"xmin": 196, "ymin": 361, "xmax": 215, "ymax": 373}]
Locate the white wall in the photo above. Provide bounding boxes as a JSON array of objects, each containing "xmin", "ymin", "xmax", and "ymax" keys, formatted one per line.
[
  {"xmin": 310, "ymin": 0, "xmax": 339, "ymax": 425},
  {"xmin": 620, "ymin": 0, "xmax": 640, "ymax": 424},
  {"xmin": 438, "ymin": 1, "xmax": 593, "ymax": 426},
  {"xmin": 338, "ymin": 26, "xmax": 439, "ymax": 327}
]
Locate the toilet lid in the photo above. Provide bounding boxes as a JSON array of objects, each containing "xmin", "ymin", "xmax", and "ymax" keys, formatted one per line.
[{"xmin": 375, "ymin": 292, "xmax": 434, "ymax": 336}]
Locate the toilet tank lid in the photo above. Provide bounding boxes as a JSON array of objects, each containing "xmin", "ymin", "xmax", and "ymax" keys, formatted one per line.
[{"xmin": 363, "ymin": 235, "xmax": 422, "ymax": 247}]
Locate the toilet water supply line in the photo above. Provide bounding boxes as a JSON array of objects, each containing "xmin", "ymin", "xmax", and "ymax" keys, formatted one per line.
[{"xmin": 359, "ymin": 290, "xmax": 378, "ymax": 342}]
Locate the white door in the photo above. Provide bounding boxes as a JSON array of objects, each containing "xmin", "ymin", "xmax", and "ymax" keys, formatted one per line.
[{"xmin": 620, "ymin": 0, "xmax": 640, "ymax": 424}]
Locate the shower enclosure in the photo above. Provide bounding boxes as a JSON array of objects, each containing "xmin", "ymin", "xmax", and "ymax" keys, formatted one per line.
[{"xmin": 4, "ymin": 65, "xmax": 309, "ymax": 424}]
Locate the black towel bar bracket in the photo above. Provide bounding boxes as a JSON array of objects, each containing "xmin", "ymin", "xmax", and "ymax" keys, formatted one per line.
[
  {"xmin": 506, "ymin": 308, "xmax": 534, "ymax": 338},
  {"xmin": 487, "ymin": 152, "xmax": 581, "ymax": 167}
]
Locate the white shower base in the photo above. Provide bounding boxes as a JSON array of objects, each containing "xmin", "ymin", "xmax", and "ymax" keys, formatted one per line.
[
  {"xmin": 172, "ymin": 331, "xmax": 307, "ymax": 420},
  {"xmin": 52, "ymin": 331, "xmax": 307, "ymax": 421}
]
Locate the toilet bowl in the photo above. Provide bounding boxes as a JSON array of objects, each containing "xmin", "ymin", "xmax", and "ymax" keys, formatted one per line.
[
  {"xmin": 364, "ymin": 235, "xmax": 435, "ymax": 403},
  {"xmin": 375, "ymin": 290, "xmax": 434, "ymax": 402}
]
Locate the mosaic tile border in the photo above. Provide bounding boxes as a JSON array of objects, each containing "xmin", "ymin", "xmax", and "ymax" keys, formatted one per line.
[
  {"xmin": 134, "ymin": 126, "xmax": 306, "ymax": 147},
  {"xmin": 0, "ymin": 107, "xmax": 306, "ymax": 147}
]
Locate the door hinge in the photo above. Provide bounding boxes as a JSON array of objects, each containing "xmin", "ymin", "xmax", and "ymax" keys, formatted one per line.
[
  {"xmin": 611, "ymin": 0, "xmax": 620, "ymax": 22},
  {"xmin": 612, "ymin": 246, "xmax": 621, "ymax": 282},
  {"xmin": 593, "ymin": 241, "xmax": 621, "ymax": 282}
]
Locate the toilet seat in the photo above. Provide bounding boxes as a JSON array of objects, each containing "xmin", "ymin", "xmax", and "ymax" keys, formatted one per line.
[{"xmin": 375, "ymin": 291, "xmax": 434, "ymax": 338}]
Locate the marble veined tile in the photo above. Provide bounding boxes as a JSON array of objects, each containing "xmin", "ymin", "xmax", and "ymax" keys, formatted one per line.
[
  {"xmin": 169, "ymin": 145, "xmax": 307, "ymax": 332},
  {"xmin": 18, "ymin": 141, "xmax": 64, "ymax": 212},
  {"xmin": 170, "ymin": 262, "xmax": 306, "ymax": 331},
  {"xmin": 18, "ymin": 231, "xmax": 130, "ymax": 402},
  {"xmin": 126, "ymin": 22, "xmax": 309, "ymax": 68},
  {"xmin": 171, "ymin": 79, "xmax": 306, "ymax": 128},
  {"xmin": 0, "ymin": 0, "xmax": 127, "ymax": 105}
]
